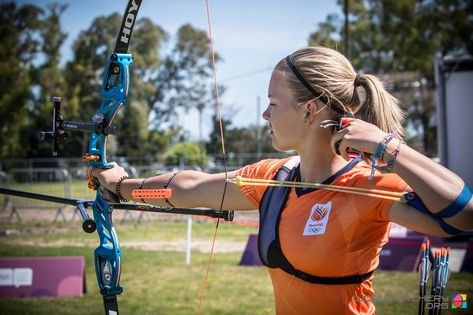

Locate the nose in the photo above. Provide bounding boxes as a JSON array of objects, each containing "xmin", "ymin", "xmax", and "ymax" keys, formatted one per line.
[{"xmin": 262, "ymin": 104, "xmax": 270, "ymax": 121}]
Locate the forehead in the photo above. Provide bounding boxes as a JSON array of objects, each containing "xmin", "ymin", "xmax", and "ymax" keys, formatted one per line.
[{"xmin": 268, "ymin": 70, "xmax": 293, "ymax": 100}]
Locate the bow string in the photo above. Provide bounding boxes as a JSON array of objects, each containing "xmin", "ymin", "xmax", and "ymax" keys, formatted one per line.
[{"xmin": 197, "ymin": 1, "xmax": 230, "ymax": 313}]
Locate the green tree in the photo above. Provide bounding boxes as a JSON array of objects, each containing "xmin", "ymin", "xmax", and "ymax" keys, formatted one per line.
[
  {"xmin": 27, "ymin": 3, "xmax": 68, "ymax": 157},
  {"xmin": 147, "ymin": 24, "xmax": 221, "ymax": 130},
  {"xmin": 0, "ymin": 2, "xmax": 42, "ymax": 157},
  {"xmin": 206, "ymin": 113, "xmax": 273, "ymax": 164},
  {"xmin": 146, "ymin": 125, "xmax": 187, "ymax": 156},
  {"xmin": 0, "ymin": 5, "xmax": 223, "ymax": 159},
  {"xmin": 164, "ymin": 142, "xmax": 207, "ymax": 167},
  {"xmin": 309, "ymin": 0, "xmax": 473, "ymax": 156},
  {"xmin": 205, "ymin": 113, "xmax": 231, "ymax": 156},
  {"xmin": 63, "ymin": 15, "xmax": 219, "ymax": 158}
]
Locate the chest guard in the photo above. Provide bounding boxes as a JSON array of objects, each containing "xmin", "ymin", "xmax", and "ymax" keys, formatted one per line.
[{"xmin": 258, "ymin": 156, "xmax": 374, "ymax": 284}]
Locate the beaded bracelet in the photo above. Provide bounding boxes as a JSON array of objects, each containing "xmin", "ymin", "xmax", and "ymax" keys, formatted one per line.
[
  {"xmin": 163, "ymin": 171, "xmax": 181, "ymax": 207},
  {"xmin": 115, "ymin": 176, "xmax": 129, "ymax": 202}
]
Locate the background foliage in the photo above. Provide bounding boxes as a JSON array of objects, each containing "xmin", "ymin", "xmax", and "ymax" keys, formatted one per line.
[
  {"xmin": 0, "ymin": 0, "xmax": 472, "ymax": 159},
  {"xmin": 309, "ymin": 0, "xmax": 473, "ymax": 155}
]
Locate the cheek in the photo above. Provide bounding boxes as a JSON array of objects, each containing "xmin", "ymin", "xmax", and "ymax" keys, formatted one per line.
[{"xmin": 274, "ymin": 110, "xmax": 299, "ymax": 130}]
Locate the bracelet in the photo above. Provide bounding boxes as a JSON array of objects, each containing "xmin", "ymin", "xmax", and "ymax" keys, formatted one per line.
[
  {"xmin": 138, "ymin": 178, "xmax": 147, "ymax": 204},
  {"xmin": 370, "ymin": 142, "xmax": 383, "ymax": 183},
  {"xmin": 115, "ymin": 176, "xmax": 129, "ymax": 202},
  {"xmin": 163, "ymin": 171, "xmax": 181, "ymax": 207},
  {"xmin": 386, "ymin": 140, "xmax": 405, "ymax": 171},
  {"xmin": 370, "ymin": 132, "xmax": 396, "ymax": 183},
  {"xmin": 378, "ymin": 133, "xmax": 396, "ymax": 162}
]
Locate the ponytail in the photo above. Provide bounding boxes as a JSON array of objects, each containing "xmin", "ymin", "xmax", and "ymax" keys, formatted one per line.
[{"xmin": 354, "ymin": 74, "xmax": 405, "ymax": 138}]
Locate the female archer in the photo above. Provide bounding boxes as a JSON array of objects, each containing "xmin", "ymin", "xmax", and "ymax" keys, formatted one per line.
[{"xmin": 92, "ymin": 45, "xmax": 473, "ymax": 314}]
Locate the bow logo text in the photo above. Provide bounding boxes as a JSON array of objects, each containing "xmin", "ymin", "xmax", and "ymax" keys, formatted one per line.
[{"xmin": 120, "ymin": 0, "xmax": 139, "ymax": 44}]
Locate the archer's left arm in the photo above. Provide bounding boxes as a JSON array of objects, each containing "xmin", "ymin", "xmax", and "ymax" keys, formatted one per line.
[{"xmin": 383, "ymin": 138, "xmax": 473, "ymax": 235}]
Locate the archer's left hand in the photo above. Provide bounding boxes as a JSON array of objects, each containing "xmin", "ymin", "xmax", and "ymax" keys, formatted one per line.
[{"xmin": 90, "ymin": 162, "xmax": 129, "ymax": 192}]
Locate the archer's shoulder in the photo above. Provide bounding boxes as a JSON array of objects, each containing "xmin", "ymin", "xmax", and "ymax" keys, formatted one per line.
[
  {"xmin": 344, "ymin": 162, "xmax": 409, "ymax": 192},
  {"xmin": 236, "ymin": 157, "xmax": 295, "ymax": 180}
]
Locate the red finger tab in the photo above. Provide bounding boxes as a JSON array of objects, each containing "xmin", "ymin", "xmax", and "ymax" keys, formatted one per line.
[
  {"xmin": 132, "ymin": 189, "xmax": 173, "ymax": 199},
  {"xmin": 347, "ymin": 151, "xmax": 360, "ymax": 158},
  {"xmin": 341, "ymin": 118, "xmax": 351, "ymax": 127}
]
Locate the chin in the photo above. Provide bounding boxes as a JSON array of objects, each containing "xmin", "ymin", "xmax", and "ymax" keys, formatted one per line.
[{"xmin": 272, "ymin": 142, "xmax": 292, "ymax": 153}]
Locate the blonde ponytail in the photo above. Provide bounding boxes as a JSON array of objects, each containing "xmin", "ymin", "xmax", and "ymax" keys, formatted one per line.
[{"xmin": 354, "ymin": 74, "xmax": 405, "ymax": 137}]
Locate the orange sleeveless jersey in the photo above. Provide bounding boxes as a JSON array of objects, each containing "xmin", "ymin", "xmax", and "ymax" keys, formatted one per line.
[{"xmin": 236, "ymin": 157, "xmax": 408, "ymax": 315}]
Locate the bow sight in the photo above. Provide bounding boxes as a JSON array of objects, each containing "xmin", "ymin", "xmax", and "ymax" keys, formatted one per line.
[{"xmin": 38, "ymin": 95, "xmax": 118, "ymax": 157}]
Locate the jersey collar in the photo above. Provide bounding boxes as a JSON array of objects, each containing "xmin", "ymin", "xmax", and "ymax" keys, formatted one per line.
[{"xmin": 295, "ymin": 155, "xmax": 363, "ymax": 197}]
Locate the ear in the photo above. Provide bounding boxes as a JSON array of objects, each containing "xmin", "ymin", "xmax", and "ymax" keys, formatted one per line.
[{"xmin": 303, "ymin": 100, "xmax": 320, "ymax": 124}]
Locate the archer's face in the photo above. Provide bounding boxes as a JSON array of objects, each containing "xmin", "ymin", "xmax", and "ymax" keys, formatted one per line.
[{"xmin": 263, "ymin": 70, "xmax": 307, "ymax": 152}]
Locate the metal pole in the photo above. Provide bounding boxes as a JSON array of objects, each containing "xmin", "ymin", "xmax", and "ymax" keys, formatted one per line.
[
  {"xmin": 198, "ymin": 106, "xmax": 203, "ymax": 150},
  {"xmin": 344, "ymin": 0, "xmax": 350, "ymax": 58},
  {"xmin": 186, "ymin": 216, "xmax": 193, "ymax": 264},
  {"xmin": 256, "ymin": 96, "xmax": 261, "ymax": 159}
]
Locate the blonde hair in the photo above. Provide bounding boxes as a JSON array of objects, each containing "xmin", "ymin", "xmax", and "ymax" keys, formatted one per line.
[{"xmin": 275, "ymin": 46, "xmax": 405, "ymax": 137}]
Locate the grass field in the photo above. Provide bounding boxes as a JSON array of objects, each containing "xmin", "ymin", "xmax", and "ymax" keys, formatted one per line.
[{"xmin": 0, "ymin": 218, "xmax": 472, "ymax": 315}]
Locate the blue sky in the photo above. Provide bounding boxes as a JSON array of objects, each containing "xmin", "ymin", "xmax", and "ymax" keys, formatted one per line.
[{"xmin": 18, "ymin": 0, "xmax": 341, "ymax": 140}]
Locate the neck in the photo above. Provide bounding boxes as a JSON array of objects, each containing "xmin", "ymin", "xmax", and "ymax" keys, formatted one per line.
[{"xmin": 296, "ymin": 129, "xmax": 349, "ymax": 184}]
